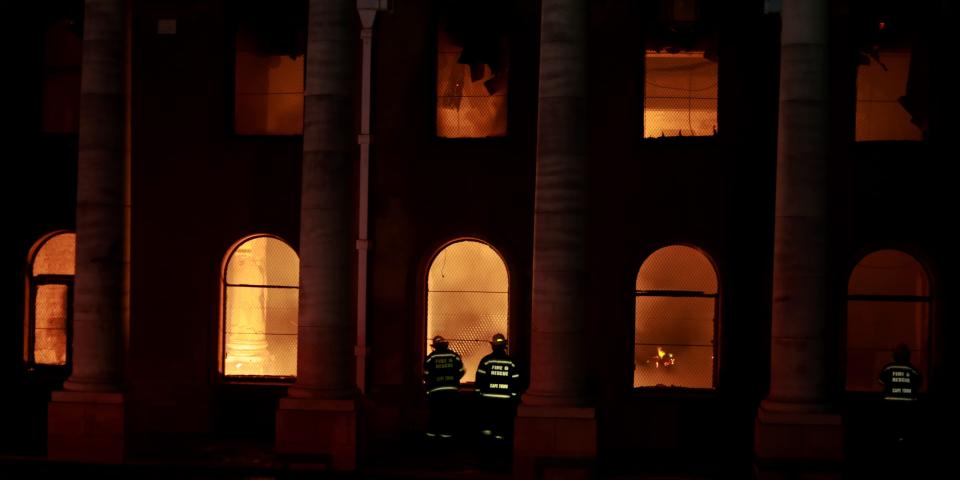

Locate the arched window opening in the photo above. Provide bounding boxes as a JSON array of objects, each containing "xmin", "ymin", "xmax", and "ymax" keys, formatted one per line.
[
  {"xmin": 222, "ymin": 236, "xmax": 299, "ymax": 379},
  {"xmin": 426, "ymin": 239, "xmax": 508, "ymax": 383},
  {"xmin": 846, "ymin": 250, "xmax": 930, "ymax": 392},
  {"xmin": 635, "ymin": 245, "xmax": 717, "ymax": 389},
  {"xmin": 26, "ymin": 231, "xmax": 76, "ymax": 366}
]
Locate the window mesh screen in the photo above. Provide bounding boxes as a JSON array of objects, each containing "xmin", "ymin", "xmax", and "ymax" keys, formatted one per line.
[
  {"xmin": 33, "ymin": 233, "xmax": 76, "ymax": 276},
  {"xmin": 846, "ymin": 250, "xmax": 929, "ymax": 391},
  {"xmin": 436, "ymin": 28, "xmax": 508, "ymax": 138},
  {"xmin": 34, "ymin": 284, "xmax": 68, "ymax": 365},
  {"xmin": 427, "ymin": 240, "xmax": 508, "ymax": 383},
  {"xmin": 644, "ymin": 51, "xmax": 718, "ymax": 138},
  {"xmin": 635, "ymin": 246, "xmax": 717, "ymax": 389},
  {"xmin": 856, "ymin": 50, "xmax": 922, "ymax": 141},
  {"xmin": 224, "ymin": 237, "xmax": 299, "ymax": 378}
]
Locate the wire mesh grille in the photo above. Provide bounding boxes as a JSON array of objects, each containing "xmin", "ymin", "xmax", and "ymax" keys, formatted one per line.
[
  {"xmin": 225, "ymin": 237, "xmax": 300, "ymax": 287},
  {"xmin": 427, "ymin": 240, "xmax": 508, "ymax": 383},
  {"xmin": 644, "ymin": 51, "xmax": 717, "ymax": 138},
  {"xmin": 846, "ymin": 251, "xmax": 930, "ymax": 391},
  {"xmin": 34, "ymin": 284, "xmax": 68, "ymax": 365},
  {"xmin": 634, "ymin": 246, "xmax": 717, "ymax": 389},
  {"xmin": 636, "ymin": 246, "xmax": 717, "ymax": 293},
  {"xmin": 224, "ymin": 237, "xmax": 299, "ymax": 378},
  {"xmin": 436, "ymin": 29, "xmax": 507, "ymax": 138},
  {"xmin": 33, "ymin": 233, "xmax": 75, "ymax": 276},
  {"xmin": 855, "ymin": 50, "xmax": 922, "ymax": 141}
]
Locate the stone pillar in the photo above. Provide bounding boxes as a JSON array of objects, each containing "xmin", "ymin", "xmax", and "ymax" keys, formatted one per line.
[
  {"xmin": 514, "ymin": 0, "xmax": 596, "ymax": 478},
  {"xmin": 275, "ymin": 0, "xmax": 358, "ymax": 470},
  {"xmin": 48, "ymin": 0, "xmax": 127, "ymax": 463},
  {"xmin": 755, "ymin": 0, "xmax": 841, "ymax": 476}
]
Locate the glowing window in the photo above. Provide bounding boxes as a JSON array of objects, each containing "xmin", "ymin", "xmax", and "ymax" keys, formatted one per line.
[
  {"xmin": 222, "ymin": 236, "xmax": 299, "ymax": 379},
  {"xmin": 436, "ymin": 8, "xmax": 508, "ymax": 138},
  {"xmin": 635, "ymin": 245, "xmax": 717, "ymax": 389},
  {"xmin": 644, "ymin": 51, "xmax": 718, "ymax": 138},
  {"xmin": 856, "ymin": 50, "xmax": 923, "ymax": 141},
  {"xmin": 234, "ymin": 1, "xmax": 306, "ymax": 135},
  {"xmin": 426, "ymin": 240, "xmax": 508, "ymax": 383},
  {"xmin": 26, "ymin": 232, "xmax": 76, "ymax": 366},
  {"xmin": 42, "ymin": 10, "xmax": 82, "ymax": 134},
  {"xmin": 846, "ymin": 250, "xmax": 930, "ymax": 392}
]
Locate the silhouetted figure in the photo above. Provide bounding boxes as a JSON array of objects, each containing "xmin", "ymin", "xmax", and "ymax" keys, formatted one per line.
[
  {"xmin": 878, "ymin": 343, "xmax": 922, "ymax": 447},
  {"xmin": 423, "ymin": 335, "xmax": 464, "ymax": 439},
  {"xmin": 475, "ymin": 333, "xmax": 520, "ymax": 441}
]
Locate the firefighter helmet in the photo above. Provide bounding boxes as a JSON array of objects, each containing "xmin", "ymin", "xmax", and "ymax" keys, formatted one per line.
[
  {"xmin": 431, "ymin": 335, "xmax": 448, "ymax": 348},
  {"xmin": 491, "ymin": 333, "xmax": 507, "ymax": 347}
]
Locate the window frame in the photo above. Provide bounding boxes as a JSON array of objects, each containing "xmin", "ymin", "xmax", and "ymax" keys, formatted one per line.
[
  {"xmin": 24, "ymin": 231, "xmax": 75, "ymax": 372},
  {"xmin": 422, "ymin": 237, "xmax": 511, "ymax": 386},
  {"xmin": 219, "ymin": 233, "xmax": 300, "ymax": 384},
  {"xmin": 632, "ymin": 244, "xmax": 720, "ymax": 391},
  {"xmin": 844, "ymin": 248, "xmax": 933, "ymax": 393}
]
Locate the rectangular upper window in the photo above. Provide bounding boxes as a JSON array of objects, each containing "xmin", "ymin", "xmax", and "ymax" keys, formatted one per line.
[
  {"xmin": 642, "ymin": 0, "xmax": 718, "ymax": 138},
  {"xmin": 644, "ymin": 51, "xmax": 717, "ymax": 138},
  {"xmin": 234, "ymin": 0, "xmax": 306, "ymax": 136},
  {"xmin": 854, "ymin": 7, "xmax": 926, "ymax": 141},
  {"xmin": 436, "ymin": 4, "xmax": 509, "ymax": 138},
  {"xmin": 856, "ymin": 49, "xmax": 923, "ymax": 141}
]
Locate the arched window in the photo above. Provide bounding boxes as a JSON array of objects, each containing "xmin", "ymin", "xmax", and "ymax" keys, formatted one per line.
[
  {"xmin": 222, "ymin": 235, "xmax": 299, "ymax": 379},
  {"xmin": 635, "ymin": 245, "xmax": 718, "ymax": 389},
  {"xmin": 25, "ymin": 231, "xmax": 75, "ymax": 367},
  {"xmin": 426, "ymin": 239, "xmax": 508, "ymax": 383},
  {"xmin": 846, "ymin": 250, "xmax": 930, "ymax": 391}
]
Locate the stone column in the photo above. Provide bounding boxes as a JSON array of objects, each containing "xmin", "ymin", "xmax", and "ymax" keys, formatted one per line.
[
  {"xmin": 48, "ymin": 0, "xmax": 127, "ymax": 463},
  {"xmin": 755, "ymin": 0, "xmax": 841, "ymax": 475},
  {"xmin": 275, "ymin": 0, "xmax": 358, "ymax": 470},
  {"xmin": 514, "ymin": 0, "xmax": 596, "ymax": 477}
]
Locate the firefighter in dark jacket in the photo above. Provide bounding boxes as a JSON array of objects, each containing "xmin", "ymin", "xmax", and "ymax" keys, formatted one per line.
[
  {"xmin": 475, "ymin": 333, "xmax": 520, "ymax": 440},
  {"xmin": 878, "ymin": 343, "xmax": 923, "ymax": 446},
  {"xmin": 423, "ymin": 335, "xmax": 464, "ymax": 438}
]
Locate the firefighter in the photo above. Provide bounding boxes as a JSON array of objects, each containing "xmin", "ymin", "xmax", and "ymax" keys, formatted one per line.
[
  {"xmin": 423, "ymin": 335, "xmax": 464, "ymax": 438},
  {"xmin": 475, "ymin": 333, "xmax": 520, "ymax": 440},
  {"xmin": 878, "ymin": 343, "xmax": 923, "ymax": 447},
  {"xmin": 879, "ymin": 343, "xmax": 922, "ymax": 402}
]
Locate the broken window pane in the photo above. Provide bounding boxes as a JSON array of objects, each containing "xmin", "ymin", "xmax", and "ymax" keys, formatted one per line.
[
  {"xmin": 234, "ymin": 1, "xmax": 306, "ymax": 135},
  {"xmin": 436, "ymin": 8, "xmax": 508, "ymax": 138},
  {"xmin": 856, "ymin": 50, "xmax": 923, "ymax": 141}
]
